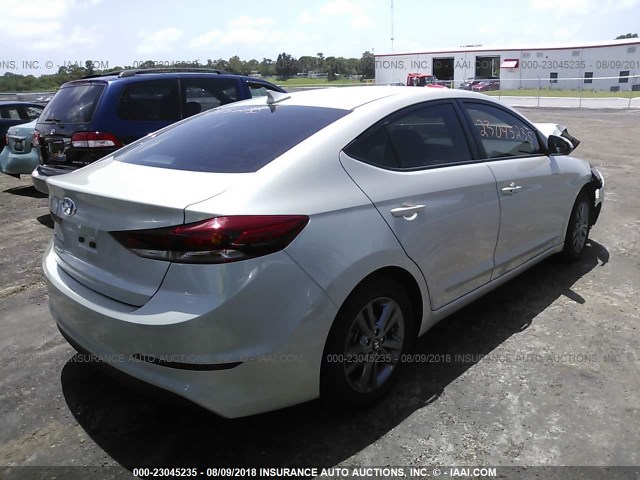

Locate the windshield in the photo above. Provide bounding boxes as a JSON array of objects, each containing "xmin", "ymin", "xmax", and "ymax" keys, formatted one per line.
[
  {"xmin": 115, "ymin": 104, "xmax": 350, "ymax": 173},
  {"xmin": 40, "ymin": 84, "xmax": 105, "ymax": 124}
]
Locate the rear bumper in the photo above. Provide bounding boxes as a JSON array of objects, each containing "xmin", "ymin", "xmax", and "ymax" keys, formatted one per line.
[
  {"xmin": 0, "ymin": 150, "xmax": 40, "ymax": 176},
  {"xmin": 43, "ymin": 242, "xmax": 338, "ymax": 418}
]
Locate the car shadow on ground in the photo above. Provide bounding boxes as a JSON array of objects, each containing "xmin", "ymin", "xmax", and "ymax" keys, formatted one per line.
[
  {"xmin": 3, "ymin": 184, "xmax": 47, "ymax": 198},
  {"xmin": 60, "ymin": 240, "xmax": 609, "ymax": 469},
  {"xmin": 36, "ymin": 213, "xmax": 54, "ymax": 229}
]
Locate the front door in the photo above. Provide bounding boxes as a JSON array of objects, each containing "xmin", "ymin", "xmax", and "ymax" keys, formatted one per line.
[{"xmin": 340, "ymin": 101, "xmax": 500, "ymax": 310}]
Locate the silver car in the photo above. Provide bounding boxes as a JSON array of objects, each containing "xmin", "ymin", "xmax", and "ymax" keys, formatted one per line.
[{"xmin": 43, "ymin": 87, "xmax": 604, "ymax": 418}]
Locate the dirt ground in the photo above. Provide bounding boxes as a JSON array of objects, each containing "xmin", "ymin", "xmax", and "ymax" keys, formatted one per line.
[{"xmin": 0, "ymin": 107, "xmax": 638, "ymax": 479}]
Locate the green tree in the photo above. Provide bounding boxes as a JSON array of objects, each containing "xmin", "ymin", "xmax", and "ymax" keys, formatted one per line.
[
  {"xmin": 615, "ymin": 33, "xmax": 638, "ymax": 39},
  {"xmin": 259, "ymin": 58, "xmax": 275, "ymax": 77},
  {"xmin": 359, "ymin": 51, "xmax": 375, "ymax": 79},
  {"xmin": 245, "ymin": 59, "xmax": 260, "ymax": 75},
  {"xmin": 298, "ymin": 56, "xmax": 317, "ymax": 73},
  {"xmin": 210, "ymin": 58, "xmax": 230, "ymax": 72},
  {"xmin": 325, "ymin": 56, "xmax": 338, "ymax": 81},
  {"xmin": 275, "ymin": 52, "xmax": 298, "ymax": 78},
  {"xmin": 85, "ymin": 60, "xmax": 95, "ymax": 76},
  {"xmin": 316, "ymin": 52, "xmax": 325, "ymax": 72},
  {"xmin": 228, "ymin": 55, "xmax": 244, "ymax": 75}
]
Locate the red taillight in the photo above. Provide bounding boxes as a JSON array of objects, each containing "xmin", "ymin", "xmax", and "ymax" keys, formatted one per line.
[
  {"xmin": 110, "ymin": 215, "xmax": 309, "ymax": 264},
  {"xmin": 32, "ymin": 130, "xmax": 40, "ymax": 146},
  {"xmin": 71, "ymin": 132, "xmax": 121, "ymax": 148}
]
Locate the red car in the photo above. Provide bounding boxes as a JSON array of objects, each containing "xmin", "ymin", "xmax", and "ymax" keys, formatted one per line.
[
  {"xmin": 471, "ymin": 80, "xmax": 500, "ymax": 92},
  {"xmin": 406, "ymin": 73, "xmax": 447, "ymax": 88}
]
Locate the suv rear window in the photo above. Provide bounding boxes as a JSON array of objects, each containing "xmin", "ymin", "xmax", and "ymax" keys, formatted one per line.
[
  {"xmin": 114, "ymin": 105, "xmax": 350, "ymax": 173},
  {"xmin": 40, "ymin": 84, "xmax": 104, "ymax": 124}
]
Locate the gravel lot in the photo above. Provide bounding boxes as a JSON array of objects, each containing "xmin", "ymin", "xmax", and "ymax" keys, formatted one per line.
[{"xmin": 0, "ymin": 108, "xmax": 638, "ymax": 478}]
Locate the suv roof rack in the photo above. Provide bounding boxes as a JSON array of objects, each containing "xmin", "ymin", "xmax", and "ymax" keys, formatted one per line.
[
  {"xmin": 81, "ymin": 71, "xmax": 125, "ymax": 79},
  {"xmin": 118, "ymin": 68, "xmax": 225, "ymax": 78},
  {"xmin": 80, "ymin": 68, "xmax": 226, "ymax": 80}
]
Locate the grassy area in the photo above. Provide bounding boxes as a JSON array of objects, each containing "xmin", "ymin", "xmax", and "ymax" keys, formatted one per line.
[
  {"xmin": 485, "ymin": 88, "xmax": 640, "ymax": 98},
  {"xmin": 265, "ymin": 79, "xmax": 639, "ymax": 97},
  {"xmin": 263, "ymin": 77, "xmax": 372, "ymax": 87}
]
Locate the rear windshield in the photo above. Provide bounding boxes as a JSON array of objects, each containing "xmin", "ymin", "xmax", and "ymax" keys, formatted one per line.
[
  {"xmin": 114, "ymin": 105, "xmax": 350, "ymax": 173},
  {"xmin": 40, "ymin": 84, "xmax": 105, "ymax": 124}
]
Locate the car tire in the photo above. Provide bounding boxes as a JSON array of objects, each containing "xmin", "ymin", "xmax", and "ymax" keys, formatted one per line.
[
  {"xmin": 561, "ymin": 190, "xmax": 591, "ymax": 262},
  {"xmin": 320, "ymin": 277, "xmax": 414, "ymax": 409}
]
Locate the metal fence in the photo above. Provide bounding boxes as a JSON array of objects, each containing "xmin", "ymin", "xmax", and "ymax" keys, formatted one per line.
[
  {"xmin": 288, "ymin": 74, "xmax": 640, "ymax": 108},
  {"xmin": 487, "ymin": 75, "xmax": 640, "ymax": 109},
  {"xmin": 2, "ymin": 74, "xmax": 639, "ymax": 109},
  {"xmin": 0, "ymin": 91, "xmax": 55, "ymax": 102}
]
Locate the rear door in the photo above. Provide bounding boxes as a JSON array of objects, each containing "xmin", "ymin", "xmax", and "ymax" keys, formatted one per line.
[
  {"xmin": 460, "ymin": 101, "xmax": 574, "ymax": 278},
  {"xmin": 115, "ymin": 79, "xmax": 180, "ymax": 143},
  {"xmin": 340, "ymin": 101, "xmax": 500, "ymax": 310}
]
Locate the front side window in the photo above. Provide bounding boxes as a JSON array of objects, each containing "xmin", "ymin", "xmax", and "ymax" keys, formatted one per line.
[
  {"xmin": 345, "ymin": 102, "xmax": 472, "ymax": 169},
  {"xmin": 464, "ymin": 103, "xmax": 541, "ymax": 159},
  {"xmin": 118, "ymin": 80, "xmax": 180, "ymax": 121},
  {"xmin": 181, "ymin": 78, "xmax": 240, "ymax": 117},
  {"xmin": 247, "ymin": 82, "xmax": 280, "ymax": 98}
]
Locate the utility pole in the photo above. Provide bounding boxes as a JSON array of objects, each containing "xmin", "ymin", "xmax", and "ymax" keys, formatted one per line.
[{"xmin": 390, "ymin": 0, "xmax": 395, "ymax": 53}]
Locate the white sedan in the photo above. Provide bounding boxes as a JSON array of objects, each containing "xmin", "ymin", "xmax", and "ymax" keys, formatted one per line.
[{"xmin": 43, "ymin": 87, "xmax": 604, "ymax": 417}]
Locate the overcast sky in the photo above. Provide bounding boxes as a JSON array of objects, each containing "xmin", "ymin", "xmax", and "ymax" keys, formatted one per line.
[{"xmin": 1, "ymin": 0, "xmax": 639, "ymax": 74}]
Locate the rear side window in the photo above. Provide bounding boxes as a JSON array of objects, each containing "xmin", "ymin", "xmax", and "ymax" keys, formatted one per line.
[
  {"xmin": 118, "ymin": 80, "xmax": 180, "ymax": 121},
  {"xmin": 0, "ymin": 107, "xmax": 22, "ymax": 120},
  {"xmin": 25, "ymin": 106, "xmax": 44, "ymax": 120},
  {"xmin": 40, "ymin": 84, "xmax": 104, "ymax": 124},
  {"xmin": 345, "ymin": 102, "xmax": 472, "ymax": 169},
  {"xmin": 464, "ymin": 103, "xmax": 541, "ymax": 158},
  {"xmin": 345, "ymin": 122, "xmax": 397, "ymax": 168},
  {"xmin": 115, "ymin": 105, "xmax": 350, "ymax": 173}
]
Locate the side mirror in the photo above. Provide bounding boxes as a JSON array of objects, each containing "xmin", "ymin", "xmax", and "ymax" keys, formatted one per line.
[{"xmin": 548, "ymin": 134, "xmax": 575, "ymax": 156}]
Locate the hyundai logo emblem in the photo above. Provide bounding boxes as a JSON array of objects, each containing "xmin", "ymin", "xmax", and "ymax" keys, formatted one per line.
[
  {"xmin": 50, "ymin": 128, "xmax": 56, "ymax": 135},
  {"xmin": 61, "ymin": 197, "xmax": 77, "ymax": 216}
]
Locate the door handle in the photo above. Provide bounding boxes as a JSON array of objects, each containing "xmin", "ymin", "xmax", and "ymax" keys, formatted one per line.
[
  {"xmin": 501, "ymin": 182, "xmax": 522, "ymax": 195},
  {"xmin": 390, "ymin": 204, "xmax": 426, "ymax": 218}
]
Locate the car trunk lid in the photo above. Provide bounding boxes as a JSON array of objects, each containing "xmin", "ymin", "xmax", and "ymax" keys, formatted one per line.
[{"xmin": 46, "ymin": 159, "xmax": 242, "ymax": 306}]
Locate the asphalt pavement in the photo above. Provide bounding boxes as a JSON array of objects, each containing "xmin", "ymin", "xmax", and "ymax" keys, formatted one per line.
[{"xmin": 0, "ymin": 107, "xmax": 638, "ymax": 479}]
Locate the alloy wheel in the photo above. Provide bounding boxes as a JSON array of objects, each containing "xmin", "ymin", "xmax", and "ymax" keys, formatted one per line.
[
  {"xmin": 572, "ymin": 200, "xmax": 589, "ymax": 253},
  {"xmin": 343, "ymin": 297, "xmax": 405, "ymax": 394}
]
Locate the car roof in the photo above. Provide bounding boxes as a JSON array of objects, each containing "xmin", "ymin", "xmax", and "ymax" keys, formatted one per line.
[
  {"xmin": 247, "ymin": 86, "xmax": 489, "ymax": 110},
  {"xmin": 60, "ymin": 71, "xmax": 269, "ymax": 87}
]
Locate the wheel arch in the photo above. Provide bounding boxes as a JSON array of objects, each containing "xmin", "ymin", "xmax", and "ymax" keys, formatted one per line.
[
  {"xmin": 585, "ymin": 169, "xmax": 603, "ymax": 226},
  {"xmin": 330, "ymin": 266, "xmax": 425, "ymax": 341}
]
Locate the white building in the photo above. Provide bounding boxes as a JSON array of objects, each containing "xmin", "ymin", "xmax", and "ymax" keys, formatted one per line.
[{"xmin": 375, "ymin": 38, "xmax": 640, "ymax": 91}]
